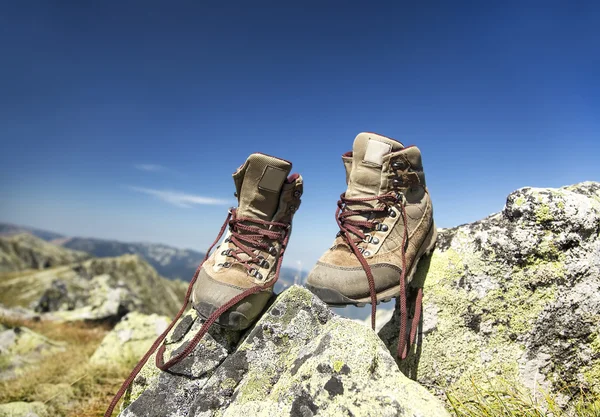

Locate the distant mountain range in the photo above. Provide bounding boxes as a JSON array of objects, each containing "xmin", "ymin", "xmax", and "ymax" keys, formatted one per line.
[{"xmin": 0, "ymin": 223, "xmax": 305, "ymax": 291}]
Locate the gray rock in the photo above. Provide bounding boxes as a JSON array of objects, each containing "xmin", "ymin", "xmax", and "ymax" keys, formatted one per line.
[
  {"xmin": 120, "ymin": 286, "xmax": 449, "ymax": 417},
  {"xmin": 90, "ymin": 312, "xmax": 170, "ymax": 366},
  {"xmin": 0, "ymin": 325, "xmax": 66, "ymax": 381},
  {"xmin": 0, "ymin": 401, "xmax": 48, "ymax": 417},
  {"xmin": 379, "ymin": 181, "xmax": 600, "ymax": 408}
]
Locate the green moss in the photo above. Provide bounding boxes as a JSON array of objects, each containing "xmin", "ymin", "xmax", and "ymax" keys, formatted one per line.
[
  {"xmin": 515, "ymin": 196, "xmax": 525, "ymax": 207},
  {"xmin": 535, "ymin": 205, "xmax": 553, "ymax": 223},
  {"xmin": 557, "ymin": 201, "xmax": 565, "ymax": 210}
]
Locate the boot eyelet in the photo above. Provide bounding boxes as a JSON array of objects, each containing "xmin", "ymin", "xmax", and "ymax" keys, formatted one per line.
[
  {"xmin": 364, "ymin": 235, "xmax": 379, "ymax": 244},
  {"xmin": 373, "ymin": 223, "xmax": 389, "ymax": 232},
  {"xmin": 392, "ymin": 178, "xmax": 402, "ymax": 187},
  {"xmin": 257, "ymin": 254, "xmax": 269, "ymax": 268},
  {"xmin": 249, "ymin": 268, "xmax": 263, "ymax": 280},
  {"xmin": 392, "ymin": 161, "xmax": 406, "ymax": 170},
  {"xmin": 268, "ymin": 246, "xmax": 278, "ymax": 256},
  {"xmin": 218, "ymin": 262, "xmax": 231, "ymax": 268},
  {"xmin": 221, "ymin": 249, "xmax": 232, "ymax": 256},
  {"xmin": 388, "ymin": 208, "xmax": 397, "ymax": 218},
  {"xmin": 363, "ymin": 251, "xmax": 371, "ymax": 256},
  {"xmin": 294, "ymin": 190, "xmax": 301, "ymax": 198}
]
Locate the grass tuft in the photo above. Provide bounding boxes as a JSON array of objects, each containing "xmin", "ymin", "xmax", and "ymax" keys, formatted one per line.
[
  {"xmin": 447, "ymin": 377, "xmax": 600, "ymax": 417},
  {"xmin": 0, "ymin": 316, "xmax": 135, "ymax": 417}
]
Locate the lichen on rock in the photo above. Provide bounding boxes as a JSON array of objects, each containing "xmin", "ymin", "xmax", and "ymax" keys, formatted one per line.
[
  {"xmin": 379, "ymin": 181, "xmax": 600, "ymax": 409},
  {"xmin": 90, "ymin": 312, "xmax": 171, "ymax": 366},
  {"xmin": 119, "ymin": 286, "xmax": 449, "ymax": 417},
  {"xmin": 0, "ymin": 324, "xmax": 66, "ymax": 381},
  {"xmin": 0, "ymin": 401, "xmax": 49, "ymax": 417}
]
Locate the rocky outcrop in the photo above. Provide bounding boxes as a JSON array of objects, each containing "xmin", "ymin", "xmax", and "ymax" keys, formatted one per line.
[
  {"xmin": 379, "ymin": 181, "xmax": 600, "ymax": 407},
  {"xmin": 0, "ymin": 254, "xmax": 187, "ymax": 322},
  {"xmin": 0, "ymin": 324, "xmax": 66, "ymax": 381},
  {"xmin": 119, "ymin": 286, "xmax": 449, "ymax": 417},
  {"xmin": 0, "ymin": 234, "xmax": 89, "ymax": 273},
  {"xmin": 91, "ymin": 312, "xmax": 170, "ymax": 366}
]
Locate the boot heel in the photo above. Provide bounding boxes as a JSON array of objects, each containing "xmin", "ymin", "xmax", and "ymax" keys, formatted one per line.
[
  {"xmin": 422, "ymin": 221, "xmax": 438, "ymax": 257},
  {"xmin": 407, "ymin": 221, "xmax": 437, "ymax": 287}
]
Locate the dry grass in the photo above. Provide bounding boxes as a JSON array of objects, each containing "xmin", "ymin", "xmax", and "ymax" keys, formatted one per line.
[
  {"xmin": 447, "ymin": 378, "xmax": 600, "ymax": 417},
  {"xmin": 0, "ymin": 316, "xmax": 134, "ymax": 417}
]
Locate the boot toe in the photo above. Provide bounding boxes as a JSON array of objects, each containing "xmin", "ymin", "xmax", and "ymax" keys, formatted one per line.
[
  {"xmin": 306, "ymin": 261, "xmax": 402, "ymax": 305},
  {"xmin": 192, "ymin": 268, "xmax": 272, "ymax": 330},
  {"xmin": 305, "ymin": 261, "xmax": 367, "ymax": 303}
]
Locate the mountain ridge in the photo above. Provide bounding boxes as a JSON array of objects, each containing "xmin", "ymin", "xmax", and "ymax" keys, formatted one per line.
[{"xmin": 0, "ymin": 222, "xmax": 305, "ymax": 290}]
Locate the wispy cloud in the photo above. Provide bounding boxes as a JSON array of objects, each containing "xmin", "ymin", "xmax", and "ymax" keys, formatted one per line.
[
  {"xmin": 134, "ymin": 164, "xmax": 166, "ymax": 172},
  {"xmin": 128, "ymin": 186, "xmax": 231, "ymax": 208}
]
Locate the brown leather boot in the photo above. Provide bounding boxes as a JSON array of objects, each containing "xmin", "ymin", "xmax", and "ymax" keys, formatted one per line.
[
  {"xmin": 105, "ymin": 153, "xmax": 303, "ymax": 417},
  {"xmin": 192, "ymin": 153, "xmax": 303, "ymax": 330},
  {"xmin": 306, "ymin": 132, "xmax": 436, "ymax": 357}
]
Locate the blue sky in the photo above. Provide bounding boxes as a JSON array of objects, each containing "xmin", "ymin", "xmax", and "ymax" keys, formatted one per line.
[{"xmin": 1, "ymin": 1, "xmax": 599, "ymax": 271}]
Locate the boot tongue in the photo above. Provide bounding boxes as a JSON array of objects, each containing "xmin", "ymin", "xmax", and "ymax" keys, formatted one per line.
[
  {"xmin": 346, "ymin": 132, "xmax": 404, "ymax": 199},
  {"xmin": 233, "ymin": 153, "xmax": 292, "ymax": 221}
]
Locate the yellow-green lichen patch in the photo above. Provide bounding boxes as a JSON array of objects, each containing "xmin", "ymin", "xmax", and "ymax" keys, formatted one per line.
[
  {"xmin": 590, "ymin": 333, "xmax": 600, "ymax": 354},
  {"xmin": 220, "ymin": 378, "xmax": 237, "ymax": 391},
  {"xmin": 266, "ymin": 318, "xmax": 449, "ymax": 417},
  {"xmin": 479, "ymin": 269, "xmax": 556, "ymax": 337},
  {"xmin": 583, "ymin": 360, "xmax": 600, "ymax": 397},
  {"xmin": 237, "ymin": 368, "xmax": 276, "ymax": 403},
  {"xmin": 535, "ymin": 205, "xmax": 553, "ymax": 223},
  {"xmin": 533, "ymin": 232, "xmax": 564, "ymax": 262}
]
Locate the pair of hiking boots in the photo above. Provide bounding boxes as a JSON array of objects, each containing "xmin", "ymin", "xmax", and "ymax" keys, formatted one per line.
[
  {"xmin": 105, "ymin": 132, "xmax": 436, "ymax": 416},
  {"xmin": 193, "ymin": 132, "xmax": 436, "ymax": 344},
  {"xmin": 193, "ymin": 131, "xmax": 436, "ymax": 357}
]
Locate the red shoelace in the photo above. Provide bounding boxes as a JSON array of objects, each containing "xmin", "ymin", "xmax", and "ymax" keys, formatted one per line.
[
  {"xmin": 104, "ymin": 208, "xmax": 290, "ymax": 417},
  {"xmin": 336, "ymin": 192, "xmax": 421, "ymax": 359}
]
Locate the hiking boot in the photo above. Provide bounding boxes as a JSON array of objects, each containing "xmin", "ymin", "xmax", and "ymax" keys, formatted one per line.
[
  {"xmin": 306, "ymin": 132, "xmax": 436, "ymax": 357},
  {"xmin": 104, "ymin": 154, "xmax": 302, "ymax": 415},
  {"xmin": 191, "ymin": 153, "xmax": 303, "ymax": 330}
]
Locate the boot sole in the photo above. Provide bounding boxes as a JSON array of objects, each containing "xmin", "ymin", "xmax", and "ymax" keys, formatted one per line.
[{"xmin": 306, "ymin": 222, "xmax": 438, "ymax": 307}]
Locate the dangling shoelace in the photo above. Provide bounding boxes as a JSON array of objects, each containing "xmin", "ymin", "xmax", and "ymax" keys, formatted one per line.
[
  {"xmin": 104, "ymin": 208, "xmax": 290, "ymax": 417},
  {"xmin": 335, "ymin": 192, "xmax": 421, "ymax": 359}
]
